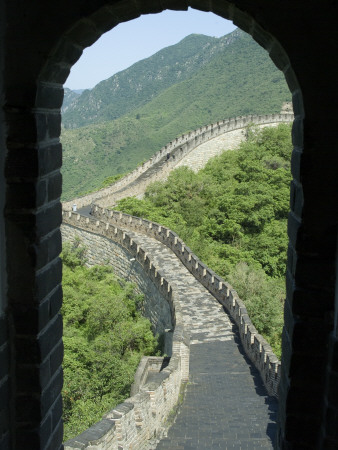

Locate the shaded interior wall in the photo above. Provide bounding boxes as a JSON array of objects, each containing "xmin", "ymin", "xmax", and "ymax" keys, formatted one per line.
[
  {"xmin": 0, "ymin": 1, "xmax": 337, "ymax": 449},
  {"xmin": 0, "ymin": 1, "xmax": 10, "ymax": 447}
]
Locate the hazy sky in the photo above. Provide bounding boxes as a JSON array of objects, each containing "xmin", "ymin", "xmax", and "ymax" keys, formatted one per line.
[{"xmin": 65, "ymin": 8, "xmax": 236, "ymax": 90}]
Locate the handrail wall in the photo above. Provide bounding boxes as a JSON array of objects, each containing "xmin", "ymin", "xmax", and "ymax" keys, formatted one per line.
[
  {"xmin": 91, "ymin": 205, "xmax": 281, "ymax": 397},
  {"xmin": 62, "ymin": 210, "xmax": 190, "ymax": 450},
  {"xmin": 63, "ymin": 113, "xmax": 293, "ymax": 210}
]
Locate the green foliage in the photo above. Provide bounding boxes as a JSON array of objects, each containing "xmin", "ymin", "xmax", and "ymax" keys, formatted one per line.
[
  {"xmin": 61, "ymin": 30, "xmax": 290, "ymax": 200},
  {"xmin": 62, "ymin": 243, "xmax": 158, "ymax": 441},
  {"xmin": 100, "ymin": 173, "xmax": 126, "ymax": 189},
  {"xmin": 117, "ymin": 124, "xmax": 292, "ymax": 355},
  {"xmin": 228, "ymin": 263, "xmax": 284, "ymax": 358}
]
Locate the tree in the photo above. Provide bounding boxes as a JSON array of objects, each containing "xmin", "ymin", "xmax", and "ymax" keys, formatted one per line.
[{"xmin": 61, "ymin": 243, "xmax": 159, "ymax": 441}]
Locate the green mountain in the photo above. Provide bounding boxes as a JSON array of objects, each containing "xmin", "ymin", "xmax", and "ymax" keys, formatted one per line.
[
  {"xmin": 61, "ymin": 29, "xmax": 291, "ymax": 200},
  {"xmin": 62, "ymin": 33, "xmax": 240, "ymax": 129},
  {"xmin": 62, "ymin": 88, "xmax": 81, "ymax": 114}
]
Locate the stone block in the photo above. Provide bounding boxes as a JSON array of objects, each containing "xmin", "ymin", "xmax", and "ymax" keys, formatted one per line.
[
  {"xmin": 0, "ymin": 376, "xmax": 9, "ymax": 413},
  {"xmin": 36, "ymin": 83, "xmax": 64, "ymax": 110},
  {"xmin": 287, "ymin": 211, "xmax": 301, "ymax": 252},
  {"xmin": 45, "ymin": 419, "xmax": 63, "ymax": 450},
  {"xmin": 15, "ymin": 314, "xmax": 62, "ymax": 364},
  {"xmin": 284, "ymin": 64, "xmax": 300, "ymax": 94},
  {"xmin": 33, "ymin": 229, "xmax": 62, "ymax": 271},
  {"xmin": 50, "ymin": 36, "xmax": 83, "ymax": 67},
  {"xmin": 0, "ymin": 314, "xmax": 7, "ymax": 346},
  {"xmin": 49, "ymin": 340, "xmax": 64, "ymax": 380},
  {"xmin": 49, "ymin": 284, "xmax": 63, "ymax": 318},
  {"xmin": 0, "ymin": 430, "xmax": 10, "ymax": 450},
  {"xmin": 40, "ymin": 368, "xmax": 63, "ymax": 417},
  {"xmin": 6, "ymin": 180, "xmax": 47, "ymax": 209},
  {"xmin": 39, "ymin": 144, "xmax": 63, "ymax": 176},
  {"xmin": 289, "ymin": 179, "xmax": 303, "ymax": 217},
  {"xmin": 5, "ymin": 110, "xmax": 37, "ymax": 145},
  {"xmin": 51, "ymin": 395, "xmax": 63, "ymax": 432},
  {"xmin": 47, "ymin": 112, "xmax": 61, "ymax": 140},
  {"xmin": 284, "ymin": 413, "xmax": 321, "ymax": 445},
  {"xmin": 36, "ymin": 202, "xmax": 62, "ymax": 237},
  {"xmin": 40, "ymin": 56, "xmax": 72, "ymax": 83},
  {"xmin": 12, "ymin": 298, "xmax": 50, "ymax": 334},
  {"xmin": 48, "ymin": 172, "xmax": 62, "ymax": 202},
  {"xmin": 5, "ymin": 144, "xmax": 62, "ymax": 179},
  {"xmin": 291, "ymin": 318, "xmax": 331, "ymax": 354},
  {"xmin": 291, "ymin": 286, "xmax": 333, "ymax": 318},
  {"xmin": 251, "ymin": 24, "xmax": 273, "ymax": 50},
  {"xmin": 66, "ymin": 19, "xmax": 101, "ymax": 48},
  {"xmin": 269, "ymin": 40, "xmax": 290, "ymax": 71},
  {"xmin": 36, "ymin": 258, "xmax": 62, "ymax": 302},
  {"xmin": 291, "ymin": 117, "xmax": 304, "ymax": 149}
]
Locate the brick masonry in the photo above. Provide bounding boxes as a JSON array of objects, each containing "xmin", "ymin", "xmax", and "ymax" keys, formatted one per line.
[
  {"xmin": 62, "ymin": 213, "xmax": 190, "ymax": 450},
  {"xmin": 1, "ymin": 2, "xmax": 338, "ymax": 449}
]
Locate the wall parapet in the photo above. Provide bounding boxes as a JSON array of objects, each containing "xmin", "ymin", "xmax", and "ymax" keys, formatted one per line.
[
  {"xmin": 62, "ymin": 210, "xmax": 190, "ymax": 450},
  {"xmin": 91, "ymin": 205, "xmax": 281, "ymax": 398},
  {"xmin": 63, "ymin": 113, "xmax": 294, "ymax": 210}
]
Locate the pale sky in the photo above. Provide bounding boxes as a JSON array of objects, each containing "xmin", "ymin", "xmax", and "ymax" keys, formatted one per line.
[{"xmin": 65, "ymin": 8, "xmax": 236, "ymax": 90}]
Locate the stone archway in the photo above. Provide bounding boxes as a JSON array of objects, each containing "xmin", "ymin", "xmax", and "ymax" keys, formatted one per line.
[{"xmin": 1, "ymin": 1, "xmax": 337, "ymax": 449}]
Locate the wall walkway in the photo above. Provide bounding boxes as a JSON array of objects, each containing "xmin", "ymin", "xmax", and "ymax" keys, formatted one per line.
[
  {"xmin": 117, "ymin": 218, "xmax": 278, "ymax": 449},
  {"xmin": 61, "ymin": 206, "xmax": 280, "ymax": 449},
  {"xmin": 60, "ymin": 113, "xmax": 290, "ymax": 448}
]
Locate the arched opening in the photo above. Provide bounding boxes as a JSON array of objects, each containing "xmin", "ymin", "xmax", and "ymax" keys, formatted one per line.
[
  {"xmin": 58, "ymin": 7, "xmax": 296, "ymax": 446},
  {"xmin": 48, "ymin": 6, "xmax": 300, "ymax": 446},
  {"xmin": 2, "ymin": 1, "xmax": 337, "ymax": 449}
]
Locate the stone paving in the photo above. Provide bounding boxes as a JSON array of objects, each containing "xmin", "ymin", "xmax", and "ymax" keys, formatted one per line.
[
  {"xmin": 115, "ymin": 226, "xmax": 278, "ymax": 450},
  {"xmin": 174, "ymin": 128, "xmax": 245, "ymax": 172}
]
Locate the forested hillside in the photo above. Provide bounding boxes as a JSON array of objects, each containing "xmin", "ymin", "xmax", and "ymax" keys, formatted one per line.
[
  {"xmin": 62, "ymin": 88, "xmax": 81, "ymax": 114},
  {"xmin": 62, "ymin": 241, "xmax": 159, "ymax": 441},
  {"xmin": 61, "ymin": 29, "xmax": 291, "ymax": 200},
  {"xmin": 62, "ymin": 33, "xmax": 231, "ymax": 129},
  {"xmin": 117, "ymin": 124, "xmax": 292, "ymax": 357}
]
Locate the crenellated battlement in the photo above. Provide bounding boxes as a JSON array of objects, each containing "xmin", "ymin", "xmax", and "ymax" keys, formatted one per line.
[
  {"xmin": 61, "ymin": 115, "xmax": 287, "ymax": 448},
  {"xmin": 90, "ymin": 205, "xmax": 281, "ymax": 397},
  {"xmin": 63, "ymin": 112, "xmax": 293, "ymax": 210},
  {"xmin": 61, "ymin": 204, "xmax": 280, "ymax": 449},
  {"xmin": 62, "ymin": 210, "xmax": 190, "ymax": 450}
]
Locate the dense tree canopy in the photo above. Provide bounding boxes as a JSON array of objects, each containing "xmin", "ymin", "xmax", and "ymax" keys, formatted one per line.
[
  {"xmin": 62, "ymin": 241, "xmax": 159, "ymax": 441},
  {"xmin": 117, "ymin": 124, "xmax": 292, "ymax": 357}
]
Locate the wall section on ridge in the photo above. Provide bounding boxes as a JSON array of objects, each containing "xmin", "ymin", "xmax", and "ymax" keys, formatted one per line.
[{"xmin": 63, "ymin": 113, "xmax": 294, "ymax": 210}]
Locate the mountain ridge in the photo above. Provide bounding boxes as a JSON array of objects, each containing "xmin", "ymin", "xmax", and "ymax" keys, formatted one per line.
[
  {"xmin": 62, "ymin": 30, "xmax": 243, "ymax": 128},
  {"xmin": 61, "ymin": 28, "xmax": 291, "ymax": 200}
]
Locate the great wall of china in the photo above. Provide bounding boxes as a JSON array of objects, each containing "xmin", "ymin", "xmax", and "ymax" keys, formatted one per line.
[
  {"xmin": 63, "ymin": 112, "xmax": 294, "ymax": 211},
  {"xmin": 62, "ymin": 111, "xmax": 293, "ymax": 449}
]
